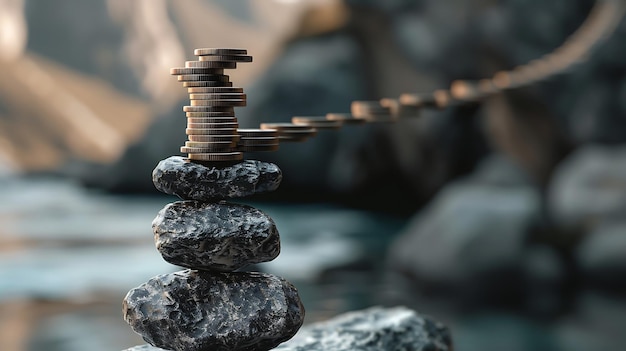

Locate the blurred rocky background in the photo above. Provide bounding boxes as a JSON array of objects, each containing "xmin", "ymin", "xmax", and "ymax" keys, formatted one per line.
[{"xmin": 1, "ymin": 0, "xmax": 626, "ymax": 350}]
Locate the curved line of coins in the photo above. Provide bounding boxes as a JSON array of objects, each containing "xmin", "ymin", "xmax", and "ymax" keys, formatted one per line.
[{"xmin": 171, "ymin": 0, "xmax": 625, "ymax": 164}]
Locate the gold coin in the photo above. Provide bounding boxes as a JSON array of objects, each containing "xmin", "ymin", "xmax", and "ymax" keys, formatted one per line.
[
  {"xmin": 237, "ymin": 128, "xmax": 278, "ymax": 137},
  {"xmin": 325, "ymin": 113, "xmax": 367, "ymax": 124},
  {"xmin": 187, "ymin": 122, "xmax": 239, "ymax": 129},
  {"xmin": 351, "ymin": 101, "xmax": 391, "ymax": 117},
  {"xmin": 187, "ymin": 117, "xmax": 238, "ymax": 123},
  {"xmin": 170, "ymin": 67, "xmax": 225, "ymax": 75},
  {"xmin": 183, "ymin": 106, "xmax": 235, "ymax": 113},
  {"xmin": 198, "ymin": 55, "xmax": 253, "ymax": 62},
  {"xmin": 189, "ymin": 93, "xmax": 247, "ymax": 100},
  {"xmin": 186, "ymin": 128, "xmax": 238, "ymax": 135},
  {"xmin": 185, "ymin": 139, "xmax": 239, "ymax": 147},
  {"xmin": 183, "ymin": 81, "xmax": 233, "ymax": 88},
  {"xmin": 177, "ymin": 74, "xmax": 229, "ymax": 82},
  {"xmin": 238, "ymin": 137, "xmax": 278, "ymax": 145},
  {"xmin": 239, "ymin": 136, "xmax": 278, "ymax": 141},
  {"xmin": 186, "ymin": 112, "xmax": 235, "ymax": 117},
  {"xmin": 292, "ymin": 116, "xmax": 343, "ymax": 129},
  {"xmin": 190, "ymin": 100, "xmax": 247, "ymax": 107},
  {"xmin": 187, "ymin": 152, "xmax": 243, "ymax": 162},
  {"xmin": 194, "ymin": 48, "xmax": 247, "ymax": 56},
  {"xmin": 260, "ymin": 123, "xmax": 316, "ymax": 131},
  {"xmin": 187, "ymin": 87, "xmax": 244, "ymax": 94}
]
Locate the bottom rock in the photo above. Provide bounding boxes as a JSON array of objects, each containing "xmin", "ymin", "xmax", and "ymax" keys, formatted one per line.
[
  {"xmin": 123, "ymin": 269, "xmax": 305, "ymax": 351},
  {"xmin": 274, "ymin": 306, "xmax": 452, "ymax": 351}
]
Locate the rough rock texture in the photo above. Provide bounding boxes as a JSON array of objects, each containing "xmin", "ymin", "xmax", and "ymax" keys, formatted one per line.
[
  {"xmin": 123, "ymin": 269, "xmax": 305, "ymax": 351},
  {"xmin": 152, "ymin": 156, "xmax": 282, "ymax": 201},
  {"xmin": 274, "ymin": 306, "xmax": 452, "ymax": 351},
  {"xmin": 122, "ymin": 345, "xmax": 169, "ymax": 351},
  {"xmin": 152, "ymin": 201, "xmax": 280, "ymax": 272}
]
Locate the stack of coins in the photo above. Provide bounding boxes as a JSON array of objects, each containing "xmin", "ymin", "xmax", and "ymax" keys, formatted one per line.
[
  {"xmin": 260, "ymin": 123, "xmax": 317, "ymax": 142},
  {"xmin": 170, "ymin": 48, "xmax": 252, "ymax": 163},
  {"xmin": 291, "ymin": 116, "xmax": 343, "ymax": 130},
  {"xmin": 350, "ymin": 101, "xmax": 396, "ymax": 122}
]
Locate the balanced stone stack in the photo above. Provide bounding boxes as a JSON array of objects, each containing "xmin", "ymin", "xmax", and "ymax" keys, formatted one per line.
[{"xmin": 121, "ymin": 49, "xmax": 305, "ymax": 351}]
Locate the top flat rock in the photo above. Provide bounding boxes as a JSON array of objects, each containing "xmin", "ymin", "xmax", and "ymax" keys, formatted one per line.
[{"xmin": 152, "ymin": 156, "xmax": 282, "ymax": 201}]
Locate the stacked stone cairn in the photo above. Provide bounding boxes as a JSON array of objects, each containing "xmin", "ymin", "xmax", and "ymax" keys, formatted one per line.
[{"xmin": 122, "ymin": 48, "xmax": 305, "ymax": 351}]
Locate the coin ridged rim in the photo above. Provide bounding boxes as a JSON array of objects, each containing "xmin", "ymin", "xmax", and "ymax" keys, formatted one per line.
[
  {"xmin": 183, "ymin": 61, "xmax": 237, "ymax": 69},
  {"xmin": 170, "ymin": 67, "xmax": 225, "ymax": 75},
  {"xmin": 187, "ymin": 122, "xmax": 239, "ymax": 129},
  {"xmin": 185, "ymin": 112, "xmax": 236, "ymax": 117},
  {"xmin": 187, "ymin": 152, "xmax": 243, "ymax": 161},
  {"xmin": 190, "ymin": 100, "xmax": 247, "ymax": 107},
  {"xmin": 185, "ymin": 139, "xmax": 239, "ymax": 147},
  {"xmin": 187, "ymin": 117, "xmax": 238, "ymax": 123},
  {"xmin": 194, "ymin": 48, "xmax": 247, "ymax": 56},
  {"xmin": 184, "ymin": 61, "xmax": 237, "ymax": 69},
  {"xmin": 186, "ymin": 128, "xmax": 239, "ymax": 135},
  {"xmin": 188, "ymin": 135, "xmax": 240, "ymax": 142},
  {"xmin": 198, "ymin": 55, "xmax": 253, "ymax": 62},
  {"xmin": 237, "ymin": 128, "xmax": 278, "ymax": 137},
  {"xmin": 183, "ymin": 106, "xmax": 235, "ymax": 112},
  {"xmin": 189, "ymin": 93, "xmax": 247, "ymax": 100},
  {"xmin": 187, "ymin": 87, "xmax": 244, "ymax": 93},
  {"xmin": 181, "ymin": 145, "xmax": 236, "ymax": 153},
  {"xmin": 183, "ymin": 81, "xmax": 234, "ymax": 88},
  {"xmin": 177, "ymin": 74, "xmax": 230, "ymax": 82}
]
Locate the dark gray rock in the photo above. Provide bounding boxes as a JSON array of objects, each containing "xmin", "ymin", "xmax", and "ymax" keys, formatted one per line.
[
  {"xmin": 274, "ymin": 305, "xmax": 452, "ymax": 351},
  {"xmin": 548, "ymin": 144, "xmax": 626, "ymax": 233},
  {"xmin": 385, "ymin": 155, "xmax": 541, "ymax": 308},
  {"xmin": 152, "ymin": 156, "xmax": 282, "ymax": 201},
  {"xmin": 152, "ymin": 201, "xmax": 280, "ymax": 272},
  {"xmin": 123, "ymin": 269, "xmax": 305, "ymax": 351},
  {"xmin": 122, "ymin": 346, "xmax": 169, "ymax": 351},
  {"xmin": 577, "ymin": 221, "xmax": 626, "ymax": 290}
]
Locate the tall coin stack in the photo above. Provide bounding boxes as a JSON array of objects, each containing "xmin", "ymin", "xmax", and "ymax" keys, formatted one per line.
[{"xmin": 170, "ymin": 48, "xmax": 251, "ymax": 163}]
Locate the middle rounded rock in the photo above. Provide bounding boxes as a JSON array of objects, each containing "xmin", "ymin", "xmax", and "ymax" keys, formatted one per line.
[{"xmin": 152, "ymin": 200, "xmax": 280, "ymax": 271}]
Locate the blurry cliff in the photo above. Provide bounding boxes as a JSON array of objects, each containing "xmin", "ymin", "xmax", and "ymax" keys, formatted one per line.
[{"xmin": 2, "ymin": 0, "xmax": 626, "ymax": 214}]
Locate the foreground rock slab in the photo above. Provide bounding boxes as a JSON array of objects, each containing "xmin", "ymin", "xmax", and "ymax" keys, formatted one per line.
[
  {"xmin": 122, "ymin": 345, "xmax": 169, "ymax": 351},
  {"xmin": 274, "ymin": 306, "xmax": 452, "ymax": 351},
  {"xmin": 123, "ymin": 269, "xmax": 305, "ymax": 351},
  {"xmin": 152, "ymin": 156, "xmax": 282, "ymax": 201},
  {"xmin": 152, "ymin": 200, "xmax": 280, "ymax": 271}
]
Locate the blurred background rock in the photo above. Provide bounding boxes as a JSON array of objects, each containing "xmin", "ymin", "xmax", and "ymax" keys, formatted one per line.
[{"xmin": 1, "ymin": 0, "xmax": 626, "ymax": 350}]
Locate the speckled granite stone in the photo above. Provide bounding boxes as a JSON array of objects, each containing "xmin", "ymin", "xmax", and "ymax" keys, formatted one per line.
[
  {"xmin": 122, "ymin": 345, "xmax": 169, "ymax": 351},
  {"xmin": 123, "ymin": 269, "xmax": 305, "ymax": 351},
  {"xmin": 152, "ymin": 156, "xmax": 282, "ymax": 201},
  {"xmin": 274, "ymin": 306, "xmax": 452, "ymax": 351},
  {"xmin": 152, "ymin": 200, "xmax": 280, "ymax": 271}
]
